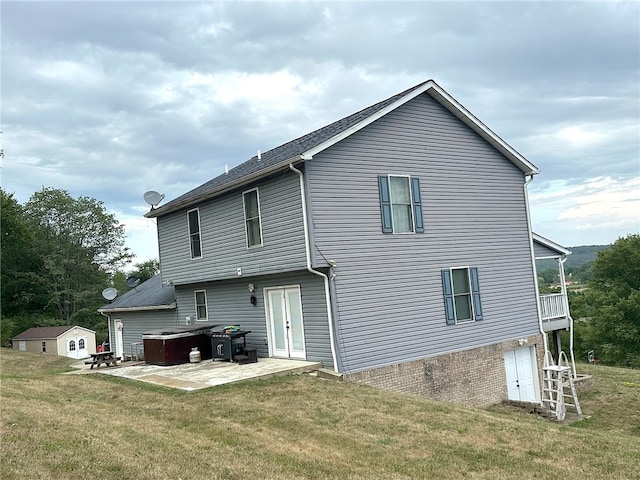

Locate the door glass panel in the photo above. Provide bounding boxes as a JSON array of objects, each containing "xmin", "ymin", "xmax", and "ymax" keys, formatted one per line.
[
  {"xmin": 270, "ymin": 292, "xmax": 286, "ymax": 350},
  {"xmin": 287, "ymin": 289, "xmax": 304, "ymax": 351}
]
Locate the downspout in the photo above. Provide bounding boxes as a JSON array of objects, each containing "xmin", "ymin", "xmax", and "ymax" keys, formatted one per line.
[
  {"xmin": 99, "ymin": 310, "xmax": 111, "ymax": 349},
  {"xmin": 559, "ymin": 256, "xmax": 578, "ymax": 378},
  {"xmin": 289, "ymin": 163, "xmax": 339, "ymax": 373},
  {"xmin": 523, "ymin": 174, "xmax": 549, "ymax": 355}
]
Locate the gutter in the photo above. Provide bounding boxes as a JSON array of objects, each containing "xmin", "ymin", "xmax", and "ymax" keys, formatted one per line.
[
  {"xmin": 98, "ymin": 302, "xmax": 177, "ymax": 314},
  {"xmin": 99, "ymin": 310, "xmax": 111, "ymax": 346},
  {"xmin": 289, "ymin": 163, "xmax": 340, "ymax": 373},
  {"xmin": 146, "ymin": 155, "xmax": 305, "ymax": 218}
]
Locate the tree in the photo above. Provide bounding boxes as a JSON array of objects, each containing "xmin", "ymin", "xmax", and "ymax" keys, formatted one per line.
[
  {"xmin": 22, "ymin": 188, "xmax": 134, "ymax": 325},
  {"xmin": 112, "ymin": 259, "xmax": 160, "ymax": 293},
  {"xmin": 0, "ymin": 189, "xmax": 43, "ymax": 320},
  {"xmin": 577, "ymin": 234, "xmax": 640, "ymax": 367}
]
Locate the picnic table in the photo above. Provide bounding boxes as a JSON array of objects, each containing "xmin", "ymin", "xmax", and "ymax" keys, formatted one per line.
[{"xmin": 85, "ymin": 351, "xmax": 120, "ymax": 369}]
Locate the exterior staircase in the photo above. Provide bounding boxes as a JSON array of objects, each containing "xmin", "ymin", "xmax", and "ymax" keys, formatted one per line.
[{"xmin": 542, "ymin": 350, "xmax": 582, "ymax": 421}]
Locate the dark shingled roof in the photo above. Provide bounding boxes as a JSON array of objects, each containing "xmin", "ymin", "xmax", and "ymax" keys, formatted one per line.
[
  {"xmin": 12, "ymin": 325, "xmax": 93, "ymax": 340},
  {"xmin": 98, "ymin": 274, "xmax": 175, "ymax": 312},
  {"xmin": 145, "ymin": 79, "xmax": 539, "ymax": 218},
  {"xmin": 146, "ymin": 80, "xmax": 431, "ymax": 218}
]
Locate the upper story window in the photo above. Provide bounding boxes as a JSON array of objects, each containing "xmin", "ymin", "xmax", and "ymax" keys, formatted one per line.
[
  {"xmin": 243, "ymin": 188, "xmax": 263, "ymax": 248},
  {"xmin": 194, "ymin": 290, "xmax": 208, "ymax": 321},
  {"xmin": 187, "ymin": 208, "xmax": 202, "ymax": 259},
  {"xmin": 441, "ymin": 267, "xmax": 483, "ymax": 325},
  {"xmin": 378, "ymin": 175, "xmax": 424, "ymax": 234}
]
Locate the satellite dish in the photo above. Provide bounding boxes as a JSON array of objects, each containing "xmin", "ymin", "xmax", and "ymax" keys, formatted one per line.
[
  {"xmin": 126, "ymin": 275, "xmax": 141, "ymax": 288},
  {"xmin": 143, "ymin": 191, "xmax": 165, "ymax": 208},
  {"xmin": 102, "ymin": 288, "xmax": 118, "ymax": 301}
]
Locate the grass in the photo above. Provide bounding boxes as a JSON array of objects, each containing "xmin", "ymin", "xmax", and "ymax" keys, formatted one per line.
[{"xmin": 1, "ymin": 349, "xmax": 639, "ymax": 479}]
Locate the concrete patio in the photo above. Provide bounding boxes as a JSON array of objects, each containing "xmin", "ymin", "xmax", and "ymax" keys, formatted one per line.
[{"xmin": 66, "ymin": 357, "xmax": 322, "ymax": 391}]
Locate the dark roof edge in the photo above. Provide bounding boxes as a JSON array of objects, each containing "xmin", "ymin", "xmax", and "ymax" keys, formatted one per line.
[
  {"xmin": 98, "ymin": 302, "xmax": 177, "ymax": 313},
  {"xmin": 147, "ymin": 80, "xmax": 539, "ymax": 218},
  {"xmin": 298, "ymin": 80, "xmax": 538, "ymax": 176},
  {"xmin": 145, "ymin": 154, "xmax": 304, "ymax": 218},
  {"xmin": 12, "ymin": 325, "xmax": 96, "ymax": 340},
  {"xmin": 533, "ymin": 232, "xmax": 572, "ymax": 257}
]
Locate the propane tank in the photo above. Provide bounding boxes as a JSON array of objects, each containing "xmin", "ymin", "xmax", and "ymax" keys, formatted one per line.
[{"xmin": 189, "ymin": 347, "xmax": 201, "ymax": 363}]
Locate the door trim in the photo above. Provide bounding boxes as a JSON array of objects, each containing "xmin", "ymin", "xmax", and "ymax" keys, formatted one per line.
[
  {"xmin": 263, "ymin": 285, "xmax": 306, "ymax": 359},
  {"xmin": 504, "ymin": 346, "xmax": 540, "ymax": 403},
  {"xmin": 113, "ymin": 319, "xmax": 124, "ymax": 362}
]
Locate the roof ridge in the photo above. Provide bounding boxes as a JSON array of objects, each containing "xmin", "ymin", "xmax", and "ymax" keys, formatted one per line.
[{"xmin": 150, "ymin": 80, "xmax": 432, "ymax": 215}]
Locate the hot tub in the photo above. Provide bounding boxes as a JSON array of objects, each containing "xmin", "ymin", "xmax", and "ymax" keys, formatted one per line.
[{"xmin": 142, "ymin": 325, "xmax": 216, "ymax": 366}]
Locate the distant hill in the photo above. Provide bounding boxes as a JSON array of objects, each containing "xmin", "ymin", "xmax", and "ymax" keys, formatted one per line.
[{"xmin": 537, "ymin": 244, "xmax": 610, "ymax": 271}]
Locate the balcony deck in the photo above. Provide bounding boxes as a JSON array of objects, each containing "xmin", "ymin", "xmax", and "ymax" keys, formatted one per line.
[{"xmin": 540, "ymin": 293, "xmax": 570, "ymax": 332}]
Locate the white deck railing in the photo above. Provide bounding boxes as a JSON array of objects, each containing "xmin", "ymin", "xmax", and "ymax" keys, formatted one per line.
[{"xmin": 539, "ymin": 293, "xmax": 568, "ymax": 320}]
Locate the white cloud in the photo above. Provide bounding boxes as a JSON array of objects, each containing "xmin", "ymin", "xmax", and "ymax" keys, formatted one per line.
[
  {"xmin": 118, "ymin": 212, "xmax": 159, "ymax": 264},
  {"xmin": 530, "ymin": 176, "xmax": 640, "ymax": 245},
  {"xmin": 3, "ymin": 1, "xmax": 638, "ymax": 257}
]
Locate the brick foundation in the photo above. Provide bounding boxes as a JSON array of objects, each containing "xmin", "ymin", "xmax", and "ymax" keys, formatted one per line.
[{"xmin": 344, "ymin": 334, "xmax": 545, "ymax": 407}]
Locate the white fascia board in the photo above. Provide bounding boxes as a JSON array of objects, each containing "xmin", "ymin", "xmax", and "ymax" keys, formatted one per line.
[
  {"xmin": 146, "ymin": 155, "xmax": 304, "ymax": 218},
  {"xmin": 98, "ymin": 302, "xmax": 177, "ymax": 313},
  {"xmin": 301, "ymin": 81, "xmax": 436, "ymax": 160},
  {"xmin": 425, "ymin": 85, "xmax": 540, "ymax": 176},
  {"xmin": 301, "ymin": 80, "xmax": 540, "ymax": 176},
  {"xmin": 533, "ymin": 232, "xmax": 572, "ymax": 256}
]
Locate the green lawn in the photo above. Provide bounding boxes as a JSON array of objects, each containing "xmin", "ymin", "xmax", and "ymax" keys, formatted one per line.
[{"xmin": 1, "ymin": 348, "xmax": 639, "ymax": 479}]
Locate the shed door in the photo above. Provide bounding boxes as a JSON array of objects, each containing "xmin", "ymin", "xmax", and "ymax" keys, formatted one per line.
[
  {"xmin": 66, "ymin": 338, "xmax": 79, "ymax": 359},
  {"xmin": 266, "ymin": 286, "xmax": 306, "ymax": 359},
  {"xmin": 504, "ymin": 346, "xmax": 538, "ymax": 402},
  {"xmin": 66, "ymin": 336, "xmax": 88, "ymax": 359}
]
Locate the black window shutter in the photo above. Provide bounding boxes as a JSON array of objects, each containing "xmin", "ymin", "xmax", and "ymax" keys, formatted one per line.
[
  {"xmin": 441, "ymin": 269, "xmax": 456, "ymax": 325},
  {"xmin": 470, "ymin": 267, "xmax": 483, "ymax": 321},
  {"xmin": 378, "ymin": 176, "xmax": 393, "ymax": 233},
  {"xmin": 411, "ymin": 177, "xmax": 424, "ymax": 233}
]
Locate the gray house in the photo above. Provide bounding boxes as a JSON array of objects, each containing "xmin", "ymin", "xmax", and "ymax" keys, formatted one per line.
[
  {"xmin": 104, "ymin": 80, "xmax": 576, "ymax": 407},
  {"xmin": 99, "ymin": 274, "xmax": 176, "ymax": 361}
]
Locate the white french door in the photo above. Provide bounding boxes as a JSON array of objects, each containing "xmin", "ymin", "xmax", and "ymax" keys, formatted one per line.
[{"xmin": 266, "ymin": 286, "xmax": 306, "ymax": 359}]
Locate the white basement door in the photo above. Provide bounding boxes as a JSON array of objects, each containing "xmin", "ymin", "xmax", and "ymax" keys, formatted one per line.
[{"xmin": 504, "ymin": 346, "xmax": 538, "ymax": 403}]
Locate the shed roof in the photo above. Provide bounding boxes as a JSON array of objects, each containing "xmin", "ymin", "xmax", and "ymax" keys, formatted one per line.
[
  {"xmin": 12, "ymin": 325, "xmax": 95, "ymax": 341},
  {"xmin": 146, "ymin": 79, "xmax": 539, "ymax": 218},
  {"xmin": 98, "ymin": 274, "xmax": 176, "ymax": 313}
]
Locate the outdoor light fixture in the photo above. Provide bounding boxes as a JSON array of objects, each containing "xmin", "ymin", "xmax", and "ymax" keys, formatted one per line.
[{"xmin": 248, "ymin": 283, "xmax": 257, "ymax": 306}]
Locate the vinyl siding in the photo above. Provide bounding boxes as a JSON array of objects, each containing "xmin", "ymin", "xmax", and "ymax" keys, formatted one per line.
[
  {"xmin": 533, "ymin": 241, "xmax": 562, "ymax": 259},
  {"xmin": 174, "ymin": 270, "xmax": 333, "ymax": 368},
  {"xmin": 306, "ymin": 92, "xmax": 540, "ymax": 374},
  {"xmin": 158, "ymin": 170, "xmax": 307, "ymax": 285},
  {"xmin": 110, "ymin": 309, "xmax": 178, "ymax": 359}
]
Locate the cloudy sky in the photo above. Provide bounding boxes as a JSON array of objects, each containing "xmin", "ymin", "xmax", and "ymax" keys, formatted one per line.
[{"xmin": 2, "ymin": 1, "xmax": 639, "ymax": 263}]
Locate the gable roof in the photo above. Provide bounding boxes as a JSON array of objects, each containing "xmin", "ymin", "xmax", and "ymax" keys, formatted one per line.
[
  {"xmin": 147, "ymin": 79, "xmax": 539, "ymax": 218},
  {"xmin": 533, "ymin": 233, "xmax": 572, "ymax": 257},
  {"xmin": 12, "ymin": 325, "xmax": 95, "ymax": 341},
  {"xmin": 98, "ymin": 274, "xmax": 176, "ymax": 313}
]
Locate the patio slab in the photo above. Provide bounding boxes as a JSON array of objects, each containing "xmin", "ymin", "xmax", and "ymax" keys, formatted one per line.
[{"xmin": 67, "ymin": 357, "xmax": 321, "ymax": 391}]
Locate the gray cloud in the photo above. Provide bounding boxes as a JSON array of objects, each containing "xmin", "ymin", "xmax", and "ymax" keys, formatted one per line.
[{"xmin": 2, "ymin": 1, "xmax": 638, "ymax": 257}]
